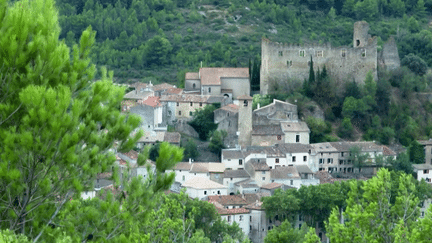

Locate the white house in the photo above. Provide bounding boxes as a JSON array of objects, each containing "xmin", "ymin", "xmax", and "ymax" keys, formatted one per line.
[
  {"xmin": 413, "ymin": 164, "xmax": 432, "ymax": 183},
  {"xmin": 182, "ymin": 177, "xmax": 227, "ymax": 199},
  {"xmin": 223, "ymin": 169, "xmax": 251, "ymax": 195}
]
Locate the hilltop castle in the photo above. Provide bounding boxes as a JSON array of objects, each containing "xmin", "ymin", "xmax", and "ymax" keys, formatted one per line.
[{"xmin": 260, "ymin": 21, "xmax": 401, "ymax": 95}]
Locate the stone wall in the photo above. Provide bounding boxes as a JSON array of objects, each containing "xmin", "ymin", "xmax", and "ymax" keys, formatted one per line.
[
  {"xmin": 259, "ymin": 21, "xmax": 400, "ymax": 95},
  {"xmin": 220, "ymin": 77, "xmax": 250, "ymax": 99}
]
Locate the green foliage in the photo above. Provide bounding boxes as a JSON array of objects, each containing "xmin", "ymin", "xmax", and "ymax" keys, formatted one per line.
[
  {"xmin": 264, "ymin": 220, "xmax": 309, "ymax": 243},
  {"xmin": 338, "ymin": 117, "xmax": 354, "ymax": 139},
  {"xmin": 0, "ymin": 230, "xmax": 30, "ymax": 242},
  {"xmin": 182, "ymin": 138, "xmax": 200, "ymax": 161},
  {"xmin": 209, "ymin": 130, "xmax": 228, "ymax": 156},
  {"xmin": 326, "ymin": 169, "xmax": 420, "ymax": 243},
  {"xmin": 401, "ymin": 53, "xmax": 428, "ymax": 76},
  {"xmin": 349, "ymin": 146, "xmax": 369, "ymax": 168},
  {"xmin": 188, "ymin": 105, "xmax": 218, "ymax": 140},
  {"xmin": 408, "ymin": 140, "xmax": 425, "ymax": 164},
  {"xmin": 305, "ymin": 116, "xmax": 336, "ymax": 143}
]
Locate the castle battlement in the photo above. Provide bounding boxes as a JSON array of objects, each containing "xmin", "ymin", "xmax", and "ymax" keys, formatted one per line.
[{"xmin": 260, "ymin": 21, "xmax": 400, "ymax": 95}]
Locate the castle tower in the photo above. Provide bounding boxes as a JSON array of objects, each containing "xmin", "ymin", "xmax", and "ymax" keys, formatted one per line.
[
  {"xmin": 237, "ymin": 95, "xmax": 253, "ymax": 148},
  {"xmin": 353, "ymin": 21, "xmax": 370, "ymax": 48}
]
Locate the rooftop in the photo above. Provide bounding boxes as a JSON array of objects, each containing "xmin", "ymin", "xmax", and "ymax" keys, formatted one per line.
[
  {"xmin": 185, "ymin": 72, "xmax": 200, "ymax": 80},
  {"xmin": 164, "ymin": 132, "xmax": 181, "ymax": 144},
  {"xmin": 190, "ymin": 162, "xmax": 225, "ymax": 173},
  {"xmin": 261, "ymin": 182, "xmax": 284, "ymax": 190},
  {"xmin": 252, "ymin": 125, "xmax": 284, "ymax": 135},
  {"xmin": 199, "ymin": 67, "xmax": 249, "ymax": 86},
  {"xmin": 223, "ymin": 169, "xmax": 250, "ymax": 178},
  {"xmin": 207, "ymin": 195, "xmax": 249, "ymax": 206},
  {"xmin": 183, "ymin": 177, "xmax": 226, "ymax": 189},
  {"xmin": 212, "ymin": 203, "xmax": 250, "ymax": 215},
  {"xmin": 247, "ymin": 158, "xmax": 270, "ymax": 171},
  {"xmin": 217, "ymin": 104, "xmax": 239, "ymax": 113},
  {"xmin": 418, "ymin": 139, "xmax": 432, "ymax": 146},
  {"xmin": 160, "ymin": 94, "xmax": 211, "ymax": 103},
  {"xmin": 142, "ymin": 96, "xmax": 162, "ymax": 108},
  {"xmin": 153, "ymin": 83, "xmax": 175, "ymax": 91},
  {"xmin": 413, "ymin": 164, "xmax": 432, "ymax": 170},
  {"xmin": 173, "ymin": 162, "xmax": 192, "ymax": 171},
  {"xmin": 270, "ymin": 166, "xmax": 300, "ymax": 180},
  {"xmin": 280, "ymin": 121, "xmax": 310, "ymax": 132},
  {"xmin": 222, "ymin": 149, "xmax": 244, "ymax": 159},
  {"xmin": 124, "ymin": 90, "xmax": 153, "ymax": 100}
]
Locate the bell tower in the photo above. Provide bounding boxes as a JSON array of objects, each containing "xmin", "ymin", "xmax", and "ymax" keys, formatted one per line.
[{"xmin": 237, "ymin": 95, "xmax": 253, "ymax": 148}]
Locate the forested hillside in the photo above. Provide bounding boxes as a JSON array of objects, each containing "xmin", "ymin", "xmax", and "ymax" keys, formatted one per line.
[{"xmin": 55, "ymin": 0, "xmax": 432, "ymax": 84}]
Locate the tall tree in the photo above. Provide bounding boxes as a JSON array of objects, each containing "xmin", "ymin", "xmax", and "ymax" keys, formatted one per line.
[{"xmin": 0, "ymin": 0, "xmax": 145, "ymax": 239}]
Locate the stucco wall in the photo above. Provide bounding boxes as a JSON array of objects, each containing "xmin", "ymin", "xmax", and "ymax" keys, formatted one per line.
[
  {"xmin": 202, "ymin": 85, "xmax": 221, "ymax": 96},
  {"xmin": 175, "ymin": 101, "xmax": 208, "ymax": 119},
  {"xmin": 251, "ymin": 134, "xmax": 284, "ymax": 146},
  {"xmin": 253, "ymin": 101, "xmax": 298, "ymax": 125},
  {"xmin": 185, "ymin": 79, "xmax": 201, "ymax": 91},
  {"xmin": 284, "ymin": 131, "xmax": 309, "ymax": 144}
]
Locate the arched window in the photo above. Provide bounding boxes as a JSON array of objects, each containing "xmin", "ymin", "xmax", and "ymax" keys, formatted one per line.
[{"xmin": 243, "ymin": 100, "xmax": 248, "ymax": 107}]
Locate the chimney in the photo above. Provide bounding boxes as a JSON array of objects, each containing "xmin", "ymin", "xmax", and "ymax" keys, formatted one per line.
[{"xmin": 189, "ymin": 158, "xmax": 192, "ymax": 164}]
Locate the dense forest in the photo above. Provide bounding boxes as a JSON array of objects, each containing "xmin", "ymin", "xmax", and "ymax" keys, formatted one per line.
[{"xmin": 55, "ymin": 0, "xmax": 432, "ymax": 83}]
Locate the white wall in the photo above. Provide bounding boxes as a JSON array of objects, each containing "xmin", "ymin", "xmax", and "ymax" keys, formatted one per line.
[
  {"xmin": 286, "ymin": 152, "xmax": 310, "ymax": 166},
  {"xmin": 185, "ymin": 187, "xmax": 228, "ymax": 200},
  {"xmin": 221, "ymin": 213, "xmax": 251, "ymax": 236},
  {"xmin": 222, "ymin": 158, "xmax": 245, "ymax": 170},
  {"xmin": 81, "ymin": 191, "xmax": 96, "ymax": 200}
]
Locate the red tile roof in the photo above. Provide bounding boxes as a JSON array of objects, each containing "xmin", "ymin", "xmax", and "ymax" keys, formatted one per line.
[
  {"xmin": 261, "ymin": 182, "xmax": 283, "ymax": 190},
  {"xmin": 207, "ymin": 195, "xmax": 249, "ymax": 206},
  {"xmin": 142, "ymin": 96, "xmax": 162, "ymax": 108},
  {"xmin": 199, "ymin": 68, "xmax": 249, "ymax": 86},
  {"xmin": 185, "ymin": 72, "xmax": 200, "ymax": 80}
]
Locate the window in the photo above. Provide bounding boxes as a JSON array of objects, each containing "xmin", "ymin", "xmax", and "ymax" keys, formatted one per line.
[
  {"xmin": 243, "ymin": 100, "xmax": 248, "ymax": 107},
  {"xmin": 341, "ymin": 49, "xmax": 346, "ymax": 57},
  {"xmin": 190, "ymin": 102, "xmax": 193, "ymax": 106},
  {"xmin": 292, "ymin": 156, "xmax": 296, "ymax": 162},
  {"xmin": 178, "ymin": 111, "xmax": 181, "ymax": 115},
  {"xmin": 199, "ymin": 102, "xmax": 202, "ymax": 107},
  {"xmin": 319, "ymin": 159, "xmax": 324, "ymax": 164},
  {"xmin": 189, "ymin": 111, "xmax": 193, "ymax": 116},
  {"xmin": 250, "ymin": 216, "xmax": 252, "ymax": 222},
  {"xmin": 296, "ymin": 135, "xmax": 300, "ymax": 143},
  {"xmin": 277, "ymin": 135, "xmax": 282, "ymax": 140},
  {"xmin": 239, "ymin": 159, "xmax": 243, "ymax": 165},
  {"xmin": 290, "ymin": 180, "xmax": 293, "ymax": 185},
  {"xmin": 307, "ymin": 61, "xmax": 311, "ymax": 66},
  {"xmin": 168, "ymin": 110, "xmax": 171, "ymax": 116},
  {"xmin": 299, "ymin": 50, "xmax": 305, "ymax": 57},
  {"xmin": 287, "ymin": 60, "xmax": 292, "ymax": 67},
  {"xmin": 230, "ymin": 178, "xmax": 233, "ymax": 181},
  {"xmin": 424, "ymin": 170, "xmax": 429, "ymax": 174},
  {"xmin": 303, "ymin": 156, "xmax": 307, "ymax": 162},
  {"xmin": 278, "ymin": 51, "xmax": 283, "ymax": 57},
  {"xmin": 328, "ymin": 158, "xmax": 333, "ymax": 164},
  {"xmin": 316, "ymin": 50, "xmax": 323, "ymax": 57},
  {"xmin": 208, "ymin": 87, "xmax": 211, "ymax": 93},
  {"xmin": 239, "ymin": 215, "xmax": 243, "ymax": 221},
  {"xmin": 356, "ymin": 39, "xmax": 360, "ymax": 46},
  {"xmin": 276, "ymin": 158, "xmax": 279, "ymax": 163},
  {"xmin": 250, "ymin": 226, "xmax": 252, "ymax": 230},
  {"xmin": 262, "ymin": 177, "xmax": 265, "ymax": 180},
  {"xmin": 204, "ymin": 191, "xmax": 207, "ymax": 195},
  {"xmin": 361, "ymin": 49, "xmax": 366, "ymax": 57},
  {"xmin": 299, "ymin": 215, "xmax": 302, "ymax": 221},
  {"xmin": 228, "ymin": 216, "xmax": 231, "ymax": 222},
  {"xmin": 193, "ymin": 83, "xmax": 196, "ymax": 89},
  {"xmin": 228, "ymin": 121, "xmax": 231, "ymax": 127},
  {"xmin": 182, "ymin": 175, "xmax": 185, "ymax": 181},
  {"xmin": 299, "ymin": 224, "xmax": 302, "ymax": 229},
  {"xmin": 176, "ymin": 102, "xmax": 179, "ymax": 106},
  {"xmin": 217, "ymin": 190, "xmax": 220, "ymax": 194}
]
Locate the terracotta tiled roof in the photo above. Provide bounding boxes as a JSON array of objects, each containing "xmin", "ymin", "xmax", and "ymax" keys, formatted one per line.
[
  {"xmin": 211, "ymin": 202, "xmax": 250, "ymax": 215},
  {"xmin": 381, "ymin": 145, "xmax": 396, "ymax": 156},
  {"xmin": 142, "ymin": 96, "xmax": 162, "ymax": 108},
  {"xmin": 173, "ymin": 162, "xmax": 192, "ymax": 171},
  {"xmin": 185, "ymin": 72, "xmax": 200, "ymax": 80},
  {"xmin": 164, "ymin": 88, "xmax": 183, "ymax": 95},
  {"xmin": 296, "ymin": 165, "xmax": 314, "ymax": 174},
  {"xmin": 329, "ymin": 141, "xmax": 383, "ymax": 152},
  {"xmin": 130, "ymin": 82, "xmax": 148, "ymax": 90},
  {"xmin": 207, "ymin": 195, "xmax": 249, "ymax": 206},
  {"xmin": 217, "ymin": 104, "xmax": 239, "ymax": 113},
  {"xmin": 280, "ymin": 121, "xmax": 310, "ymax": 132},
  {"xmin": 223, "ymin": 169, "xmax": 250, "ymax": 178},
  {"xmin": 245, "ymin": 201, "xmax": 264, "ymax": 210},
  {"xmin": 164, "ymin": 132, "xmax": 181, "ymax": 144},
  {"xmin": 160, "ymin": 94, "xmax": 211, "ymax": 103},
  {"xmin": 261, "ymin": 182, "xmax": 283, "ymax": 190},
  {"xmin": 138, "ymin": 131, "xmax": 165, "ymax": 143},
  {"xmin": 153, "ymin": 83, "xmax": 175, "ymax": 91},
  {"xmin": 243, "ymin": 192, "xmax": 271, "ymax": 204},
  {"xmin": 200, "ymin": 68, "xmax": 249, "ymax": 86},
  {"xmin": 183, "ymin": 177, "xmax": 226, "ymax": 189},
  {"xmin": 235, "ymin": 179, "xmax": 259, "ymax": 188},
  {"xmin": 252, "ymin": 125, "xmax": 283, "ymax": 135},
  {"xmin": 190, "ymin": 162, "xmax": 225, "ymax": 173},
  {"xmin": 122, "ymin": 150, "xmax": 139, "ymax": 160},
  {"xmin": 124, "ymin": 90, "xmax": 153, "ymax": 100}
]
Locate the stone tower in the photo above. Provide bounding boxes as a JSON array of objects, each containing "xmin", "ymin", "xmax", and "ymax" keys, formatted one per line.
[
  {"xmin": 353, "ymin": 21, "xmax": 370, "ymax": 48},
  {"xmin": 237, "ymin": 95, "xmax": 253, "ymax": 148}
]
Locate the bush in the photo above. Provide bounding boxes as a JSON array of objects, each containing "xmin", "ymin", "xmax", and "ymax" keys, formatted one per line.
[{"xmin": 401, "ymin": 53, "xmax": 428, "ymax": 76}]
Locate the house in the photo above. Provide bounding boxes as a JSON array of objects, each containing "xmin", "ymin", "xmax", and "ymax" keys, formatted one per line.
[
  {"xmin": 245, "ymin": 201, "xmax": 268, "ymax": 243},
  {"xmin": 129, "ymin": 96, "xmax": 164, "ymax": 132},
  {"xmin": 280, "ymin": 121, "xmax": 310, "ymax": 144},
  {"xmin": 251, "ymin": 125, "xmax": 285, "ymax": 147},
  {"xmin": 260, "ymin": 182, "xmax": 293, "ymax": 195},
  {"xmin": 244, "ymin": 158, "xmax": 271, "ymax": 187},
  {"xmin": 253, "ymin": 99, "xmax": 299, "ymax": 125},
  {"xmin": 222, "ymin": 149, "xmax": 246, "ymax": 170},
  {"xmin": 413, "ymin": 164, "xmax": 432, "ymax": 183},
  {"xmin": 214, "ymin": 104, "xmax": 239, "ymax": 135},
  {"xmin": 222, "ymin": 169, "xmax": 251, "ymax": 194},
  {"xmin": 182, "ymin": 177, "xmax": 227, "ymax": 199},
  {"xmin": 152, "ymin": 83, "xmax": 176, "ymax": 96},
  {"xmin": 184, "ymin": 67, "xmax": 250, "ymax": 100},
  {"xmin": 212, "ymin": 202, "xmax": 251, "ymax": 236},
  {"xmin": 136, "ymin": 131, "xmax": 181, "ymax": 148},
  {"xmin": 235, "ymin": 179, "xmax": 261, "ymax": 194},
  {"xmin": 160, "ymin": 94, "xmax": 228, "ymax": 124}
]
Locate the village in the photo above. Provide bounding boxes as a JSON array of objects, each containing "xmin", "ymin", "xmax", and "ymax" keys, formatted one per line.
[{"xmin": 81, "ymin": 22, "xmax": 432, "ymax": 243}]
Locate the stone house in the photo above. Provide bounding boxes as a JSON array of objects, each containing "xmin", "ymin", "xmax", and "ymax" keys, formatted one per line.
[
  {"xmin": 152, "ymin": 83, "xmax": 176, "ymax": 96},
  {"xmin": 222, "ymin": 169, "xmax": 251, "ymax": 194},
  {"xmin": 235, "ymin": 179, "xmax": 261, "ymax": 194},
  {"xmin": 251, "ymin": 125, "xmax": 285, "ymax": 146},
  {"xmin": 245, "ymin": 201, "xmax": 268, "ymax": 243},
  {"xmin": 167, "ymin": 161, "xmax": 225, "ymax": 186},
  {"xmin": 214, "ymin": 104, "xmax": 239, "ymax": 135},
  {"xmin": 182, "ymin": 177, "xmax": 227, "ymax": 200},
  {"xmin": 160, "ymin": 94, "xmax": 227, "ymax": 125},
  {"xmin": 221, "ymin": 149, "xmax": 247, "ymax": 170},
  {"xmin": 260, "ymin": 21, "xmax": 400, "ymax": 94},
  {"xmin": 253, "ymin": 99, "xmax": 298, "ymax": 125},
  {"xmin": 280, "ymin": 121, "xmax": 310, "ymax": 144},
  {"xmin": 413, "ymin": 164, "xmax": 432, "ymax": 183},
  {"xmin": 269, "ymin": 165, "xmax": 319, "ymax": 189},
  {"xmin": 245, "ymin": 158, "xmax": 272, "ymax": 187},
  {"xmin": 185, "ymin": 67, "xmax": 250, "ymax": 100},
  {"xmin": 129, "ymin": 96, "xmax": 164, "ymax": 132}
]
